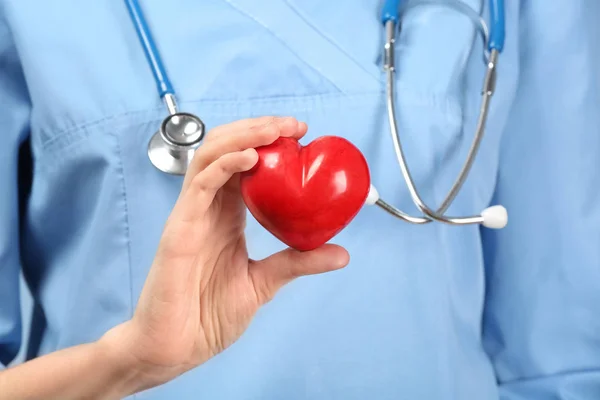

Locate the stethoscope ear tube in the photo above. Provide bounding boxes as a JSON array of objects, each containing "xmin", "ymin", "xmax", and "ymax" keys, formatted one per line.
[
  {"xmin": 374, "ymin": 0, "xmax": 508, "ymax": 229},
  {"xmin": 124, "ymin": 0, "xmax": 174, "ymax": 98},
  {"xmin": 487, "ymin": 0, "xmax": 505, "ymax": 52}
]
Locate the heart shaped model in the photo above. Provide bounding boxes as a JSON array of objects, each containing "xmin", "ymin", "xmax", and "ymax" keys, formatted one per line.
[{"xmin": 240, "ymin": 136, "xmax": 371, "ymax": 251}]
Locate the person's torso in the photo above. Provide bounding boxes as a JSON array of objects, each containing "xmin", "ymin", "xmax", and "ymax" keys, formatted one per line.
[{"xmin": 6, "ymin": 0, "xmax": 519, "ymax": 398}]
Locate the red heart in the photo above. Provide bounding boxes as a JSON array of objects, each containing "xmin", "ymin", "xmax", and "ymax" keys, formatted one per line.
[{"xmin": 240, "ymin": 136, "xmax": 371, "ymax": 251}]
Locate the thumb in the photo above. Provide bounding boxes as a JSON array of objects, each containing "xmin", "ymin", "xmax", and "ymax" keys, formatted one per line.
[{"xmin": 248, "ymin": 244, "xmax": 350, "ymax": 305}]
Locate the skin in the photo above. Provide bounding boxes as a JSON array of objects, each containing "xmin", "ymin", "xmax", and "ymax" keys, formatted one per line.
[{"xmin": 0, "ymin": 116, "xmax": 350, "ymax": 400}]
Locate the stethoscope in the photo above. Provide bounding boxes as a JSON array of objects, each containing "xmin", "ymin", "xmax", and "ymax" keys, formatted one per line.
[
  {"xmin": 125, "ymin": 0, "xmax": 206, "ymax": 176},
  {"xmin": 125, "ymin": 0, "xmax": 508, "ymax": 230}
]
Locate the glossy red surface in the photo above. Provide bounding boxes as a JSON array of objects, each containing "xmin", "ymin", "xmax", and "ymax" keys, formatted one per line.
[{"xmin": 240, "ymin": 136, "xmax": 370, "ymax": 251}]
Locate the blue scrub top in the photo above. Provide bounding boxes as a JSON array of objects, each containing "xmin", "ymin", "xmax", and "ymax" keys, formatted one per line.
[{"xmin": 2, "ymin": 1, "xmax": 600, "ymax": 399}]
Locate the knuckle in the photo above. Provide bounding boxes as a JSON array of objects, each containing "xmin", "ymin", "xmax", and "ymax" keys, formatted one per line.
[
  {"xmin": 254, "ymin": 116, "xmax": 277, "ymax": 127},
  {"xmin": 218, "ymin": 152, "xmax": 238, "ymax": 170},
  {"xmin": 213, "ymin": 152, "xmax": 246, "ymax": 177},
  {"xmin": 257, "ymin": 122, "xmax": 280, "ymax": 142},
  {"xmin": 249, "ymin": 120, "xmax": 270, "ymax": 133},
  {"xmin": 216, "ymin": 161, "xmax": 233, "ymax": 177},
  {"xmin": 190, "ymin": 173, "xmax": 211, "ymax": 193},
  {"xmin": 188, "ymin": 145, "xmax": 213, "ymax": 169}
]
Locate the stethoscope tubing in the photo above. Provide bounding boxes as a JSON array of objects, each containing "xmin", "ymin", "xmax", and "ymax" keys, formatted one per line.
[
  {"xmin": 124, "ymin": 0, "xmax": 174, "ymax": 98},
  {"xmin": 382, "ymin": 0, "xmax": 505, "ymax": 52},
  {"xmin": 374, "ymin": 0, "xmax": 506, "ymax": 227}
]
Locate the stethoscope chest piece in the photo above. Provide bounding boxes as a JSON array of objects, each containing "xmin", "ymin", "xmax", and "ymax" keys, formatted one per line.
[{"xmin": 147, "ymin": 112, "xmax": 205, "ymax": 175}]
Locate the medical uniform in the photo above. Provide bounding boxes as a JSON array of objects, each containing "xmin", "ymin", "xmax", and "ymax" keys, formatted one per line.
[{"xmin": 1, "ymin": 0, "xmax": 599, "ymax": 399}]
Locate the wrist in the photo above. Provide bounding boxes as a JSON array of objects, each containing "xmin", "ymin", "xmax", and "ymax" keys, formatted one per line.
[
  {"xmin": 97, "ymin": 322, "xmax": 161, "ymax": 398},
  {"xmin": 98, "ymin": 321, "xmax": 189, "ymax": 397}
]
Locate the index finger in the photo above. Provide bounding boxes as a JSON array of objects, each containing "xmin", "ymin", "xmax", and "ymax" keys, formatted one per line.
[
  {"xmin": 204, "ymin": 116, "xmax": 304, "ymax": 142},
  {"xmin": 181, "ymin": 116, "xmax": 308, "ymax": 193}
]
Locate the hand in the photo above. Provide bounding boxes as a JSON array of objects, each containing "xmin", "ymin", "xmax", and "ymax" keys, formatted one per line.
[{"xmin": 104, "ymin": 117, "xmax": 350, "ymax": 389}]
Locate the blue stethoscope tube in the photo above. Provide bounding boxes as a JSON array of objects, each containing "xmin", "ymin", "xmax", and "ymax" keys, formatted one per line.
[
  {"xmin": 381, "ymin": 0, "xmax": 505, "ymax": 52},
  {"xmin": 125, "ymin": 0, "xmax": 174, "ymax": 98},
  {"xmin": 487, "ymin": 0, "xmax": 505, "ymax": 52}
]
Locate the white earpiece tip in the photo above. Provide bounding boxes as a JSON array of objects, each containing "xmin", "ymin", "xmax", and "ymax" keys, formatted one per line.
[
  {"xmin": 481, "ymin": 205, "xmax": 508, "ymax": 229},
  {"xmin": 365, "ymin": 184, "xmax": 380, "ymax": 206}
]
